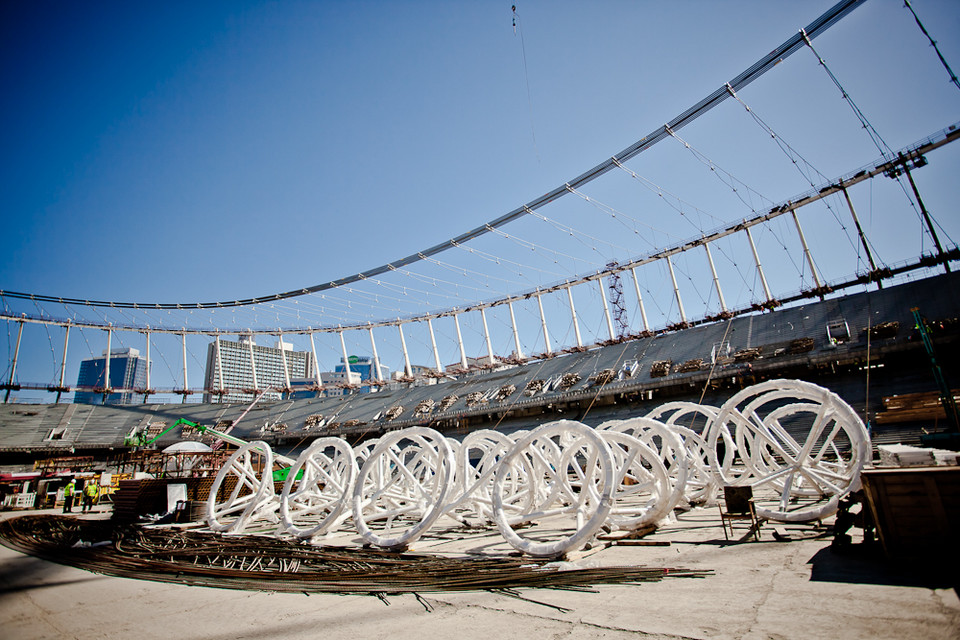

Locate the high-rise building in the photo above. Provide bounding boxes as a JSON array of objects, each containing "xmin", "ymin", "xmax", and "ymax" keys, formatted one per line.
[
  {"xmin": 203, "ymin": 337, "xmax": 314, "ymax": 403},
  {"xmin": 334, "ymin": 356, "xmax": 389, "ymax": 384},
  {"xmin": 74, "ymin": 348, "xmax": 148, "ymax": 405}
]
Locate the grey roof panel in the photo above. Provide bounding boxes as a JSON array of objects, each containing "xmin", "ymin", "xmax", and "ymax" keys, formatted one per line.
[{"xmin": 2, "ymin": 271, "xmax": 958, "ymax": 451}]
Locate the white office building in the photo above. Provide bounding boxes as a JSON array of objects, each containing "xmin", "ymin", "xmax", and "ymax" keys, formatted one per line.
[{"xmin": 203, "ymin": 337, "xmax": 314, "ymax": 403}]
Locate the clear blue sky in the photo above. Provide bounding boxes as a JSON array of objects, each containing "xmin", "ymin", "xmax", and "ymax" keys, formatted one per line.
[{"xmin": 2, "ymin": 1, "xmax": 959, "ymax": 398}]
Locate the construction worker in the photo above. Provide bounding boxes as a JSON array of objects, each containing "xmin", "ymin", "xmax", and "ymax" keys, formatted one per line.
[
  {"xmin": 81, "ymin": 479, "xmax": 99, "ymax": 513},
  {"xmin": 62, "ymin": 478, "xmax": 76, "ymax": 513}
]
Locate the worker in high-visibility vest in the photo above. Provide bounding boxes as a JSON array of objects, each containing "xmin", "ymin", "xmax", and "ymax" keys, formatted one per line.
[
  {"xmin": 62, "ymin": 479, "xmax": 76, "ymax": 513},
  {"xmin": 81, "ymin": 480, "xmax": 99, "ymax": 513}
]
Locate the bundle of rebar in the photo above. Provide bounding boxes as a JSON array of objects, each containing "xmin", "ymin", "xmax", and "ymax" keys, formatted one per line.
[{"xmin": 0, "ymin": 515, "xmax": 711, "ymax": 596}]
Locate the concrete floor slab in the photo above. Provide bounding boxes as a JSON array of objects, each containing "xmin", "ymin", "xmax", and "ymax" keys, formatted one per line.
[{"xmin": 1, "ymin": 506, "xmax": 957, "ymax": 640}]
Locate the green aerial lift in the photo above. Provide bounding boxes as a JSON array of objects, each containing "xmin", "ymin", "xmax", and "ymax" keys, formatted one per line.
[
  {"xmin": 123, "ymin": 418, "xmax": 300, "ymax": 481},
  {"xmin": 124, "ymin": 418, "xmax": 191, "ymax": 448},
  {"xmin": 912, "ymin": 307, "xmax": 960, "ymax": 449}
]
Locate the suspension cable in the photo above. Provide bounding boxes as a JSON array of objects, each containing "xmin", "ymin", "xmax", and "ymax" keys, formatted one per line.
[{"xmin": 904, "ymin": 0, "xmax": 960, "ymax": 93}]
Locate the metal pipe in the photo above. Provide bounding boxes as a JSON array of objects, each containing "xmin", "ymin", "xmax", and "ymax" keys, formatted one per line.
[
  {"xmin": 840, "ymin": 186, "xmax": 880, "ymax": 287},
  {"xmin": 427, "ymin": 318, "xmax": 443, "ymax": 372},
  {"xmin": 791, "ymin": 210, "xmax": 822, "ymax": 290},
  {"xmin": 398, "ymin": 322, "xmax": 412, "ymax": 377},
  {"xmin": 704, "ymin": 242, "xmax": 727, "ymax": 313},
  {"xmin": 338, "ymin": 329, "xmax": 351, "ymax": 385},
  {"xmin": 279, "ymin": 331, "xmax": 291, "ymax": 393},
  {"xmin": 144, "ymin": 331, "xmax": 151, "ymax": 403},
  {"xmin": 368, "ymin": 326, "xmax": 382, "ymax": 382},
  {"xmin": 598, "ymin": 278, "xmax": 615, "ymax": 341},
  {"xmin": 566, "ymin": 287, "xmax": 583, "ymax": 348},
  {"xmin": 508, "ymin": 301, "xmax": 524, "ymax": 360},
  {"xmin": 4, "ymin": 321, "xmax": 23, "ymax": 403},
  {"xmin": 630, "ymin": 268, "xmax": 650, "ymax": 332},
  {"xmin": 902, "ymin": 161, "xmax": 950, "ymax": 273},
  {"xmin": 56, "ymin": 323, "xmax": 70, "ymax": 403},
  {"xmin": 453, "ymin": 313, "xmax": 468, "ymax": 370},
  {"xmin": 215, "ymin": 335, "xmax": 224, "ymax": 401},
  {"xmin": 744, "ymin": 226, "xmax": 773, "ymax": 303},
  {"xmin": 248, "ymin": 335, "xmax": 259, "ymax": 396},
  {"xmin": 666, "ymin": 256, "xmax": 687, "ymax": 324},
  {"xmin": 180, "ymin": 331, "xmax": 188, "ymax": 403},
  {"xmin": 536, "ymin": 291, "xmax": 552, "ymax": 355},
  {"xmin": 480, "ymin": 308, "xmax": 495, "ymax": 365},
  {"xmin": 105, "ymin": 328, "xmax": 113, "ymax": 403},
  {"xmin": 309, "ymin": 332, "xmax": 322, "ymax": 388}
]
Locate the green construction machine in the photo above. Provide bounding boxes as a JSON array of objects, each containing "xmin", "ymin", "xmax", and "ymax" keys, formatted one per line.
[
  {"xmin": 123, "ymin": 418, "xmax": 300, "ymax": 481},
  {"xmin": 912, "ymin": 307, "xmax": 960, "ymax": 449}
]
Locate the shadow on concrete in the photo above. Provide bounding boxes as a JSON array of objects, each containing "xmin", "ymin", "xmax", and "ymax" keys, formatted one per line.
[
  {"xmin": 690, "ymin": 527, "xmax": 833, "ymax": 547},
  {"xmin": 807, "ymin": 545, "xmax": 958, "ymax": 593},
  {"xmin": 0, "ymin": 554, "xmax": 107, "ymax": 594}
]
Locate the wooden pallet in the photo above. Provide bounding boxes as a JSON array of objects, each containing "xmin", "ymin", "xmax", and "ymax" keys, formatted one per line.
[{"xmin": 874, "ymin": 389, "xmax": 959, "ymax": 424}]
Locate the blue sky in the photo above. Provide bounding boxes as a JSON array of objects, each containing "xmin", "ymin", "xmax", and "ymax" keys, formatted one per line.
[{"xmin": 2, "ymin": 1, "xmax": 959, "ymax": 400}]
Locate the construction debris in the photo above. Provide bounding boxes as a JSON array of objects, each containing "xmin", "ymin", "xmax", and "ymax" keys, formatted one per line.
[
  {"xmin": 734, "ymin": 347, "xmax": 762, "ymax": 362},
  {"xmin": 588, "ymin": 369, "xmax": 616, "ymax": 386},
  {"xmin": 0, "ymin": 515, "xmax": 711, "ymax": 597},
  {"xmin": 557, "ymin": 373, "xmax": 581, "ymax": 389},
  {"xmin": 524, "ymin": 379, "xmax": 545, "ymax": 396},
  {"xmin": 465, "ymin": 392, "xmax": 486, "ymax": 408},
  {"xmin": 144, "ymin": 422, "xmax": 168, "ymax": 439},
  {"xmin": 495, "ymin": 385, "xmax": 517, "ymax": 401},
  {"xmin": 862, "ymin": 321, "xmax": 900, "ymax": 340},
  {"xmin": 438, "ymin": 395, "xmax": 459, "ymax": 411},
  {"xmin": 874, "ymin": 389, "xmax": 960, "ymax": 424},
  {"xmin": 877, "ymin": 443, "xmax": 959, "ymax": 467},
  {"xmin": 259, "ymin": 422, "xmax": 288, "ymax": 435},
  {"xmin": 788, "ymin": 337, "xmax": 815, "ymax": 354},
  {"xmin": 414, "ymin": 399, "xmax": 436, "ymax": 417},
  {"xmin": 675, "ymin": 359, "xmax": 703, "ymax": 374},
  {"xmin": 650, "ymin": 361, "xmax": 672, "ymax": 378}
]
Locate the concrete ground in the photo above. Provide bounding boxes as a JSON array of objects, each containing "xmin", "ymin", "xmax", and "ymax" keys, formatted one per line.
[{"xmin": 1, "ymin": 504, "xmax": 957, "ymax": 640}]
